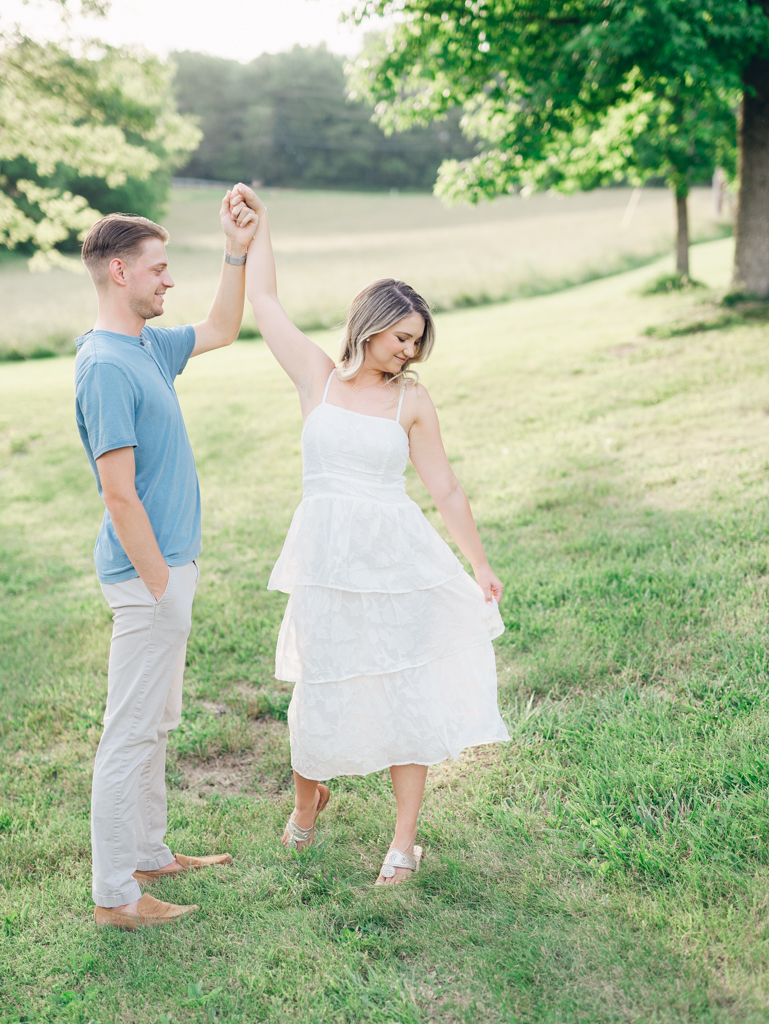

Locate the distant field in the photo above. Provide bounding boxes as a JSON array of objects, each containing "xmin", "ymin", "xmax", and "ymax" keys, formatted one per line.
[{"xmin": 0, "ymin": 184, "xmax": 728, "ymax": 359}]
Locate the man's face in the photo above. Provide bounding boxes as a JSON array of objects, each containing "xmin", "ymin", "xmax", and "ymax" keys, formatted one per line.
[{"xmin": 122, "ymin": 237, "xmax": 175, "ymax": 321}]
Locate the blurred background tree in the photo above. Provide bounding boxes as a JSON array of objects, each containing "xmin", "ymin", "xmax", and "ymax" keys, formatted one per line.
[
  {"xmin": 173, "ymin": 45, "xmax": 476, "ymax": 190},
  {"xmin": 349, "ymin": 0, "xmax": 769, "ymax": 297},
  {"xmin": 0, "ymin": 2, "xmax": 200, "ymax": 268}
]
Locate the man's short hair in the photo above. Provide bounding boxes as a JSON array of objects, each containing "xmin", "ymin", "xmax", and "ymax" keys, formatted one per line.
[{"xmin": 81, "ymin": 213, "xmax": 170, "ymax": 281}]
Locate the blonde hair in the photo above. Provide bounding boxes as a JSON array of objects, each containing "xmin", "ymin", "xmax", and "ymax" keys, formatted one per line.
[{"xmin": 337, "ymin": 279, "xmax": 435, "ymax": 384}]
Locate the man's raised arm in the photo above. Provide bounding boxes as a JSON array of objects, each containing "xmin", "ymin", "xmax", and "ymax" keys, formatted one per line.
[{"xmin": 190, "ymin": 190, "xmax": 260, "ymax": 357}]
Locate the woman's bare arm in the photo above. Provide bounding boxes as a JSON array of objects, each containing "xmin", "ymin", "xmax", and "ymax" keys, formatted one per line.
[
  {"xmin": 407, "ymin": 387, "xmax": 503, "ymax": 604},
  {"xmin": 232, "ymin": 183, "xmax": 333, "ymax": 412}
]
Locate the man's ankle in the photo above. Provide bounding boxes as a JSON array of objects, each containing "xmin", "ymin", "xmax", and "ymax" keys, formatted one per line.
[
  {"xmin": 153, "ymin": 857, "xmax": 183, "ymax": 874},
  {"xmin": 111, "ymin": 899, "xmax": 141, "ymax": 915}
]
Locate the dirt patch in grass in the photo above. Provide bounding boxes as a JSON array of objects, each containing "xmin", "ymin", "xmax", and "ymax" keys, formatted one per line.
[
  {"xmin": 427, "ymin": 744, "xmax": 504, "ymax": 792},
  {"xmin": 606, "ymin": 340, "xmax": 644, "ymax": 357},
  {"xmin": 171, "ymin": 717, "xmax": 289, "ymax": 799}
]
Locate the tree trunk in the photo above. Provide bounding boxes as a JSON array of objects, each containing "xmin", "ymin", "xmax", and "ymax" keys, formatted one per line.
[
  {"xmin": 732, "ymin": 53, "xmax": 769, "ymax": 299},
  {"xmin": 675, "ymin": 190, "xmax": 689, "ymax": 278},
  {"xmin": 712, "ymin": 166, "xmax": 725, "ymax": 218}
]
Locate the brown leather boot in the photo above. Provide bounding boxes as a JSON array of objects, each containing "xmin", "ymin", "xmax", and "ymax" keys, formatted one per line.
[
  {"xmin": 132, "ymin": 852, "xmax": 233, "ymax": 885},
  {"xmin": 94, "ymin": 893, "xmax": 198, "ymax": 930}
]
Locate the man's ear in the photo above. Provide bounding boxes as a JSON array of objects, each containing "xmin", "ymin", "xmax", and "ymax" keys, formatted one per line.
[{"xmin": 108, "ymin": 257, "xmax": 129, "ymax": 287}]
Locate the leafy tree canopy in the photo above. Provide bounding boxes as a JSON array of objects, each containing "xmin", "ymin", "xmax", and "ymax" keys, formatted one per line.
[
  {"xmin": 349, "ymin": 1, "xmax": 769, "ymax": 279},
  {"xmin": 0, "ymin": 29, "xmax": 200, "ymax": 268},
  {"xmin": 348, "ymin": 1, "xmax": 766, "ymax": 200}
]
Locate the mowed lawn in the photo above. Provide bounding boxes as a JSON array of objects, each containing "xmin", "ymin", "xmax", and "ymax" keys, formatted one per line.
[
  {"xmin": 0, "ymin": 184, "xmax": 726, "ymax": 359},
  {"xmin": 4, "ymin": 237, "xmax": 769, "ymax": 1021}
]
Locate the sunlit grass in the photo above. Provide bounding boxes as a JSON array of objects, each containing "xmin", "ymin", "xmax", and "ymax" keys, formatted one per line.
[{"xmin": 3, "ymin": 237, "xmax": 769, "ymax": 1021}]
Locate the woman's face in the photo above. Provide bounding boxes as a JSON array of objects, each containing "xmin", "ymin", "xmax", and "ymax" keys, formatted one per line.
[{"xmin": 364, "ymin": 313, "xmax": 425, "ymax": 376}]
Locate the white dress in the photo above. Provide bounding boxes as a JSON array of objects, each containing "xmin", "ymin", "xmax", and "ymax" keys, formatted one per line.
[{"xmin": 268, "ymin": 370, "xmax": 510, "ymax": 780}]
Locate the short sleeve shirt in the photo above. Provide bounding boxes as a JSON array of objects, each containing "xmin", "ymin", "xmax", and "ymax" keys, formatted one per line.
[{"xmin": 74, "ymin": 324, "xmax": 201, "ymax": 584}]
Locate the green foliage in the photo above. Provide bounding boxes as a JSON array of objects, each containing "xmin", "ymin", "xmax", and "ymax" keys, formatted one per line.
[
  {"xmin": 0, "ymin": 34, "xmax": 201, "ymax": 267},
  {"xmin": 349, "ymin": 1, "xmax": 766, "ymax": 204},
  {"xmin": 173, "ymin": 46, "xmax": 476, "ymax": 190},
  {"xmin": 642, "ymin": 271, "xmax": 707, "ymax": 295},
  {"xmin": 435, "ymin": 77, "xmax": 738, "ymax": 206},
  {"xmin": 66, "ymin": 167, "xmax": 174, "ymax": 230}
]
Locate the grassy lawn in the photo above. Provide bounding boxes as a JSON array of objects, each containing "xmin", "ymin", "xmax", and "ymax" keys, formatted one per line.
[
  {"xmin": 4, "ymin": 236, "xmax": 769, "ymax": 1021},
  {"xmin": 0, "ymin": 184, "xmax": 727, "ymax": 359}
]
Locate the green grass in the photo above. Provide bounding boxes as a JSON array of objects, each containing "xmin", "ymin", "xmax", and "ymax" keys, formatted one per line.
[
  {"xmin": 0, "ymin": 184, "xmax": 729, "ymax": 359},
  {"xmin": 4, "ymin": 236, "xmax": 769, "ymax": 1021}
]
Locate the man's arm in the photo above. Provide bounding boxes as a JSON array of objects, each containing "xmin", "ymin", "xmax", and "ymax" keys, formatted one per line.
[
  {"xmin": 96, "ymin": 447, "xmax": 169, "ymax": 600},
  {"xmin": 191, "ymin": 190, "xmax": 259, "ymax": 358}
]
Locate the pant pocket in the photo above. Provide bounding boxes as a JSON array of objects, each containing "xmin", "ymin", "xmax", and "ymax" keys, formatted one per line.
[{"xmin": 155, "ymin": 566, "xmax": 174, "ymax": 605}]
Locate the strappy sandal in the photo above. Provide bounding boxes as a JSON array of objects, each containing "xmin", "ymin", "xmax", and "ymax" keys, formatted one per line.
[
  {"xmin": 375, "ymin": 845, "xmax": 423, "ymax": 885},
  {"xmin": 282, "ymin": 784, "xmax": 330, "ymax": 850}
]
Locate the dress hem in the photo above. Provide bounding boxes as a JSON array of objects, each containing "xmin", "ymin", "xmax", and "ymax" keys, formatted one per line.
[
  {"xmin": 267, "ymin": 565, "xmax": 464, "ymax": 596},
  {"xmin": 275, "ymin": 629, "xmax": 505, "ymax": 685},
  {"xmin": 290, "ymin": 733, "xmax": 511, "ymax": 781}
]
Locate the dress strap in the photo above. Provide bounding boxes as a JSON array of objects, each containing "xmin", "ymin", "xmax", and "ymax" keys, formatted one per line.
[
  {"xmin": 322, "ymin": 368, "xmax": 335, "ymax": 404},
  {"xmin": 395, "ymin": 382, "xmax": 406, "ymax": 424}
]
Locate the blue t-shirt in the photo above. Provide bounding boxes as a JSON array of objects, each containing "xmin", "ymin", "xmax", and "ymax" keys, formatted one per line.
[{"xmin": 74, "ymin": 324, "xmax": 201, "ymax": 584}]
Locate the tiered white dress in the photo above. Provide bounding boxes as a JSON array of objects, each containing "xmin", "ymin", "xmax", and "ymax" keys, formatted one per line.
[{"xmin": 268, "ymin": 370, "xmax": 510, "ymax": 780}]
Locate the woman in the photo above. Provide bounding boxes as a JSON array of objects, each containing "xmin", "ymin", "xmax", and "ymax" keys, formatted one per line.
[{"xmin": 230, "ymin": 184, "xmax": 509, "ymax": 885}]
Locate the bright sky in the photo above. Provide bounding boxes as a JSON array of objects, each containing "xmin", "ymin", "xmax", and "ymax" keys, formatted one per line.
[{"xmin": 4, "ymin": 0, "xmax": 371, "ymax": 61}]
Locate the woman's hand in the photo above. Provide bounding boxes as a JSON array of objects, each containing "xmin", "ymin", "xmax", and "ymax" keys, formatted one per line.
[
  {"xmin": 229, "ymin": 182, "xmax": 268, "ymax": 223},
  {"xmin": 220, "ymin": 188, "xmax": 258, "ymax": 255},
  {"xmin": 474, "ymin": 562, "xmax": 504, "ymax": 605}
]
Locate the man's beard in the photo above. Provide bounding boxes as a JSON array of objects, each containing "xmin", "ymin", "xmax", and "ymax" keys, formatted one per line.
[{"xmin": 128, "ymin": 293, "xmax": 162, "ymax": 322}]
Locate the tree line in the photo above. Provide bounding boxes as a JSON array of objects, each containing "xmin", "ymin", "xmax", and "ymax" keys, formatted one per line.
[{"xmin": 172, "ymin": 47, "xmax": 476, "ymax": 191}]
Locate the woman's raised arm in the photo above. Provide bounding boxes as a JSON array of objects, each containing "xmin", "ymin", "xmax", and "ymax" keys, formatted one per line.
[{"xmin": 230, "ymin": 184, "xmax": 333, "ymax": 406}]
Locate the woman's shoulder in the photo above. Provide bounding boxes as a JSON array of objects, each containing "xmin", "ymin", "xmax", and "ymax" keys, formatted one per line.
[
  {"xmin": 402, "ymin": 378, "xmax": 433, "ymax": 404},
  {"xmin": 401, "ymin": 375, "xmax": 429, "ymax": 396},
  {"xmin": 400, "ymin": 378, "xmax": 438, "ymax": 429}
]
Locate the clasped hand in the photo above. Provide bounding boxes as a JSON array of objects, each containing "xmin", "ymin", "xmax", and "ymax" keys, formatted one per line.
[{"xmin": 220, "ymin": 184, "xmax": 262, "ymax": 253}]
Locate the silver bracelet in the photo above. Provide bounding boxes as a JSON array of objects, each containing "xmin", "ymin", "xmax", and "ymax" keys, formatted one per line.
[{"xmin": 223, "ymin": 250, "xmax": 247, "ymax": 265}]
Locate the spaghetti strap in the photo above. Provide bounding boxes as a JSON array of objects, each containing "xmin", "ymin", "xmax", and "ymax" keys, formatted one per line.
[
  {"xmin": 322, "ymin": 368, "xmax": 335, "ymax": 404},
  {"xmin": 395, "ymin": 382, "xmax": 406, "ymax": 424}
]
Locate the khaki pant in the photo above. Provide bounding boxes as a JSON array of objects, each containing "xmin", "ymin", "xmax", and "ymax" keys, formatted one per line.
[{"xmin": 91, "ymin": 561, "xmax": 198, "ymax": 907}]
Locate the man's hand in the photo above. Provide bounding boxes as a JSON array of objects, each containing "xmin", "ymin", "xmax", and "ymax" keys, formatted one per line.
[
  {"xmin": 229, "ymin": 183, "xmax": 267, "ymax": 225},
  {"xmin": 191, "ymin": 189, "xmax": 257, "ymax": 356},
  {"xmin": 220, "ymin": 188, "xmax": 259, "ymax": 257}
]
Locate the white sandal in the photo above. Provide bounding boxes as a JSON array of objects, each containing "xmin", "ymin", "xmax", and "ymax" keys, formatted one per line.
[
  {"xmin": 375, "ymin": 845, "xmax": 423, "ymax": 885},
  {"xmin": 282, "ymin": 784, "xmax": 330, "ymax": 850}
]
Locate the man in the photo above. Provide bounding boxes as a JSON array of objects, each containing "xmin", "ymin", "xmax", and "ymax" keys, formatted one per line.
[{"xmin": 75, "ymin": 192, "xmax": 258, "ymax": 930}]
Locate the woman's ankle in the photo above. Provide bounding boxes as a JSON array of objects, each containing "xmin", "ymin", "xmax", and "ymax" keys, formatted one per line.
[
  {"xmin": 391, "ymin": 829, "xmax": 417, "ymax": 854},
  {"xmin": 293, "ymin": 789, "xmax": 320, "ymax": 826}
]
